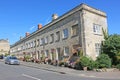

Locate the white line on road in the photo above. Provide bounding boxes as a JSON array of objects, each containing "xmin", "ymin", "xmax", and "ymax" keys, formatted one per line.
[{"xmin": 22, "ymin": 74, "xmax": 41, "ymax": 80}]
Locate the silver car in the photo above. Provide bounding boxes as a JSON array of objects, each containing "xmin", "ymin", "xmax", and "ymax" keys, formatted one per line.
[{"xmin": 5, "ymin": 56, "xmax": 20, "ymax": 65}]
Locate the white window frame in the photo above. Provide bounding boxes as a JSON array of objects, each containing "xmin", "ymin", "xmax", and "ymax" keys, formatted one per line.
[
  {"xmin": 40, "ymin": 38, "xmax": 45, "ymax": 45},
  {"xmin": 45, "ymin": 36, "xmax": 48, "ymax": 44},
  {"xmin": 64, "ymin": 47, "xmax": 69, "ymax": 56},
  {"xmin": 63, "ymin": 28, "xmax": 68, "ymax": 39},
  {"xmin": 30, "ymin": 42, "xmax": 33, "ymax": 48},
  {"xmin": 93, "ymin": 24, "xmax": 101, "ymax": 34},
  {"xmin": 45, "ymin": 50, "xmax": 49, "ymax": 57},
  {"xmin": 95, "ymin": 43, "xmax": 101, "ymax": 57},
  {"xmin": 28, "ymin": 43, "xmax": 30, "ymax": 48},
  {"xmin": 71, "ymin": 24, "xmax": 78, "ymax": 36}
]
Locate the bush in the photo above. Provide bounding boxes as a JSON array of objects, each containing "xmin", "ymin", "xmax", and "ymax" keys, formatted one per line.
[
  {"xmin": 116, "ymin": 64, "xmax": 120, "ymax": 70},
  {"xmin": 88, "ymin": 60, "xmax": 99, "ymax": 70},
  {"xmin": 80, "ymin": 56, "xmax": 90, "ymax": 67},
  {"xmin": 116, "ymin": 52, "xmax": 120, "ymax": 64},
  {"xmin": 58, "ymin": 61, "xmax": 64, "ymax": 66},
  {"xmin": 80, "ymin": 56, "xmax": 96, "ymax": 70},
  {"xmin": 96, "ymin": 54, "xmax": 111, "ymax": 68},
  {"xmin": 24, "ymin": 55, "xmax": 31, "ymax": 62}
]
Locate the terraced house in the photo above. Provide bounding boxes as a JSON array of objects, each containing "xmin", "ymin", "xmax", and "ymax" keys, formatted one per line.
[
  {"xmin": 0, "ymin": 39, "xmax": 10, "ymax": 55},
  {"xmin": 10, "ymin": 3, "xmax": 108, "ymax": 62}
]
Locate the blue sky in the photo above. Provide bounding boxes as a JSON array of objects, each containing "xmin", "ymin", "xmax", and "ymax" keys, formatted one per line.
[{"xmin": 0, "ymin": 0, "xmax": 120, "ymax": 45}]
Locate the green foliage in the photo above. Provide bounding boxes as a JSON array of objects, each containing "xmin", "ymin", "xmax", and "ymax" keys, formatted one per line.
[
  {"xmin": 80, "ymin": 56, "xmax": 90, "ymax": 67},
  {"xmin": 0, "ymin": 54, "xmax": 3, "ymax": 56},
  {"xmin": 78, "ymin": 49, "xmax": 83, "ymax": 57},
  {"xmin": 102, "ymin": 34, "xmax": 120, "ymax": 65},
  {"xmin": 89, "ymin": 60, "xmax": 99, "ymax": 70},
  {"xmin": 4, "ymin": 53, "xmax": 10, "ymax": 57},
  {"xmin": 116, "ymin": 52, "xmax": 120, "ymax": 64},
  {"xmin": 25, "ymin": 55, "xmax": 31, "ymax": 59},
  {"xmin": 102, "ymin": 28, "xmax": 108, "ymax": 40},
  {"xmin": 24, "ymin": 55, "xmax": 31, "ymax": 62},
  {"xmin": 59, "ymin": 61, "xmax": 64, "ymax": 66},
  {"xmin": 11, "ymin": 54, "xmax": 15, "ymax": 56},
  {"xmin": 116, "ymin": 64, "xmax": 120, "ymax": 70},
  {"xmin": 96, "ymin": 54, "xmax": 111, "ymax": 68},
  {"xmin": 80, "ymin": 56, "xmax": 98, "ymax": 70}
]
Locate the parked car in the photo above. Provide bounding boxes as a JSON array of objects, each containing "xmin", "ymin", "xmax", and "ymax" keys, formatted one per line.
[
  {"xmin": 0, "ymin": 55, "xmax": 3, "ymax": 59},
  {"xmin": 5, "ymin": 56, "xmax": 20, "ymax": 65}
]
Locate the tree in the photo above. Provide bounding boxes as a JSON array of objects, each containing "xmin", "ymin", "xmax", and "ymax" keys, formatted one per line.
[
  {"xmin": 102, "ymin": 28, "xmax": 108, "ymax": 40},
  {"xmin": 102, "ymin": 34, "xmax": 120, "ymax": 65}
]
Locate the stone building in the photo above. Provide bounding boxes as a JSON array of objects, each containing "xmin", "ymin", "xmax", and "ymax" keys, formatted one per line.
[
  {"xmin": 10, "ymin": 3, "xmax": 107, "ymax": 61},
  {"xmin": 0, "ymin": 39, "xmax": 10, "ymax": 55}
]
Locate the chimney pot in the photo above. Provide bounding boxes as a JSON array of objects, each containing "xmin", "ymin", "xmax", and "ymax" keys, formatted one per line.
[
  {"xmin": 38, "ymin": 24, "xmax": 42, "ymax": 30},
  {"xmin": 26, "ymin": 32, "xmax": 30, "ymax": 37},
  {"xmin": 52, "ymin": 14, "xmax": 58, "ymax": 20}
]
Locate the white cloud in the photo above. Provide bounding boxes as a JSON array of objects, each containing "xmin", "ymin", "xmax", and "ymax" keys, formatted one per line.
[
  {"xmin": 43, "ymin": 16, "xmax": 51, "ymax": 25},
  {"xmin": 30, "ymin": 26, "xmax": 35, "ymax": 31}
]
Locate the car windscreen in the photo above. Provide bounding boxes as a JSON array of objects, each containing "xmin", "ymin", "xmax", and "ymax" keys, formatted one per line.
[{"xmin": 10, "ymin": 57, "xmax": 17, "ymax": 59}]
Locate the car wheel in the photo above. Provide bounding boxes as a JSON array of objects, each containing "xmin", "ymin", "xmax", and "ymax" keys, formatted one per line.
[{"xmin": 8, "ymin": 62, "xmax": 11, "ymax": 65}]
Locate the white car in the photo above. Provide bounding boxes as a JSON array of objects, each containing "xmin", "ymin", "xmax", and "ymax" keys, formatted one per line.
[{"xmin": 5, "ymin": 56, "xmax": 20, "ymax": 65}]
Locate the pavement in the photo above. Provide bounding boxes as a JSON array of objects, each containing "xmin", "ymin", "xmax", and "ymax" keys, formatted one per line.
[
  {"xmin": 20, "ymin": 61, "xmax": 120, "ymax": 79},
  {"xmin": 1, "ymin": 59, "xmax": 120, "ymax": 79}
]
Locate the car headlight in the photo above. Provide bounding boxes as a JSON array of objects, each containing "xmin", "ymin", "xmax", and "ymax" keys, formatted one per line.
[{"xmin": 10, "ymin": 60, "xmax": 14, "ymax": 63}]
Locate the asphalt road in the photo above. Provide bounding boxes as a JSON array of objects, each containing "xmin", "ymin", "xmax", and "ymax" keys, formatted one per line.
[{"xmin": 0, "ymin": 62, "xmax": 119, "ymax": 80}]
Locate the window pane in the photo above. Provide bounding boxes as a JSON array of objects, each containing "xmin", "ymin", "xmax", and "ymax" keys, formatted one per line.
[
  {"xmin": 40, "ymin": 38, "xmax": 45, "ymax": 45},
  {"xmin": 50, "ymin": 34, "xmax": 54, "ymax": 43},
  {"xmin": 45, "ymin": 50, "xmax": 49, "ymax": 57},
  {"xmin": 45, "ymin": 36, "xmax": 48, "ymax": 44},
  {"xmin": 37, "ymin": 39, "xmax": 39, "ymax": 47},
  {"xmin": 71, "ymin": 25, "xmax": 78, "ymax": 36},
  {"xmin": 95, "ymin": 43, "xmax": 101, "ymax": 56},
  {"xmin": 64, "ymin": 47, "xmax": 69, "ymax": 56},
  {"xmin": 93, "ymin": 24, "xmax": 101, "ymax": 34},
  {"xmin": 56, "ymin": 31, "xmax": 60, "ymax": 41},
  {"xmin": 63, "ymin": 28, "xmax": 68, "ymax": 39}
]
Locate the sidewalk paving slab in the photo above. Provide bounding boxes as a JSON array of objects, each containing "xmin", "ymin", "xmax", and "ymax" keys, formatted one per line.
[
  {"xmin": 0, "ymin": 60, "xmax": 120, "ymax": 79},
  {"xmin": 20, "ymin": 61, "xmax": 120, "ymax": 79}
]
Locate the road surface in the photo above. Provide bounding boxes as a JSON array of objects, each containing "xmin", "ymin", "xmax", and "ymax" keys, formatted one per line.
[{"xmin": 0, "ymin": 62, "xmax": 118, "ymax": 80}]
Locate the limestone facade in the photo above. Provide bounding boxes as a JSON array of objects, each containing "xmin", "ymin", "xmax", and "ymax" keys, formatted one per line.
[
  {"xmin": 10, "ymin": 3, "xmax": 107, "ymax": 61},
  {"xmin": 0, "ymin": 39, "xmax": 10, "ymax": 55}
]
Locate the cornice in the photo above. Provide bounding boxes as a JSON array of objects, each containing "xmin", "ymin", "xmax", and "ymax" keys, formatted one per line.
[{"xmin": 11, "ymin": 3, "xmax": 107, "ymax": 48}]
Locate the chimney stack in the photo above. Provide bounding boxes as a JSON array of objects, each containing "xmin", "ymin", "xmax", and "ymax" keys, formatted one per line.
[
  {"xmin": 26, "ymin": 32, "xmax": 30, "ymax": 37},
  {"xmin": 52, "ymin": 14, "xmax": 58, "ymax": 20},
  {"xmin": 38, "ymin": 24, "xmax": 42, "ymax": 30},
  {"xmin": 20, "ymin": 36, "xmax": 23, "ymax": 40}
]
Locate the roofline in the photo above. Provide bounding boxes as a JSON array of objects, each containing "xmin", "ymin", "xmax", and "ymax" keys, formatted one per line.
[{"xmin": 11, "ymin": 3, "xmax": 107, "ymax": 48}]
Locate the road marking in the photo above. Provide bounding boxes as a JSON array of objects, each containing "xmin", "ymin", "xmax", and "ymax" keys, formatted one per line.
[{"xmin": 22, "ymin": 74, "xmax": 41, "ymax": 80}]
